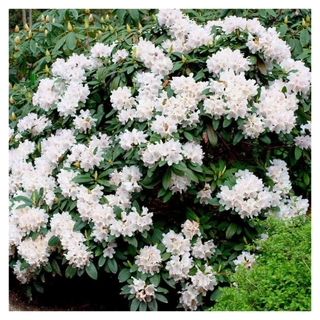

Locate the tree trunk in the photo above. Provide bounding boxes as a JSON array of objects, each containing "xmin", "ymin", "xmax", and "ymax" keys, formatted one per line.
[
  {"xmin": 22, "ymin": 9, "xmax": 26, "ymax": 26},
  {"xmin": 29, "ymin": 9, "xmax": 32, "ymax": 28}
]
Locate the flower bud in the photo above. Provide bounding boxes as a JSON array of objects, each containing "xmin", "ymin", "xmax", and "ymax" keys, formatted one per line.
[
  {"xmin": 126, "ymin": 23, "xmax": 131, "ymax": 33},
  {"xmin": 284, "ymin": 16, "xmax": 288, "ymax": 24},
  {"xmin": 14, "ymin": 36, "xmax": 20, "ymax": 45},
  {"xmin": 28, "ymin": 30, "xmax": 32, "ymax": 39},
  {"xmin": 152, "ymin": 14, "xmax": 157, "ymax": 21},
  {"xmin": 302, "ymin": 18, "xmax": 306, "ymax": 28},
  {"xmin": 52, "ymin": 18, "xmax": 56, "ymax": 23},
  {"xmin": 24, "ymin": 23, "xmax": 30, "ymax": 31},
  {"xmin": 73, "ymin": 161, "xmax": 80, "ymax": 168},
  {"xmin": 89, "ymin": 14, "xmax": 94, "ymax": 23},
  {"xmin": 67, "ymin": 22, "xmax": 73, "ymax": 32},
  {"xmin": 109, "ymin": 24, "xmax": 114, "ymax": 32},
  {"xmin": 28, "ymin": 92, "xmax": 32, "ymax": 99},
  {"xmin": 9, "ymin": 96, "xmax": 15, "ymax": 105},
  {"xmin": 44, "ymin": 29, "xmax": 48, "ymax": 37},
  {"xmin": 11, "ymin": 112, "xmax": 16, "ymax": 120},
  {"xmin": 14, "ymin": 25, "xmax": 19, "ymax": 32},
  {"xmin": 306, "ymin": 15, "xmax": 310, "ymax": 23},
  {"xmin": 13, "ymin": 84, "xmax": 17, "ymax": 91},
  {"xmin": 41, "ymin": 14, "xmax": 45, "ymax": 21},
  {"xmin": 45, "ymin": 49, "xmax": 50, "ymax": 56},
  {"xmin": 101, "ymin": 24, "xmax": 105, "ymax": 31},
  {"xmin": 85, "ymin": 9, "xmax": 90, "ymax": 15},
  {"xmin": 94, "ymin": 171, "xmax": 98, "ymax": 181},
  {"xmin": 14, "ymin": 45, "xmax": 18, "ymax": 51},
  {"xmin": 105, "ymin": 14, "xmax": 109, "ymax": 21},
  {"xmin": 45, "ymin": 65, "xmax": 50, "ymax": 74},
  {"xmin": 84, "ymin": 19, "xmax": 89, "ymax": 30},
  {"xmin": 138, "ymin": 22, "xmax": 143, "ymax": 30},
  {"xmin": 101, "ymin": 17, "xmax": 105, "ymax": 23},
  {"xmin": 46, "ymin": 15, "xmax": 50, "ymax": 23},
  {"xmin": 169, "ymin": 44, "xmax": 173, "ymax": 53},
  {"xmin": 182, "ymin": 55, "xmax": 187, "ymax": 63},
  {"xmin": 9, "ymin": 83, "xmax": 12, "ymax": 88},
  {"xmin": 132, "ymin": 47, "xmax": 137, "ymax": 60}
]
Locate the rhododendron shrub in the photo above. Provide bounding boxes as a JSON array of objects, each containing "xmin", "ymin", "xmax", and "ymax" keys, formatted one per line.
[{"xmin": 9, "ymin": 9, "xmax": 311, "ymax": 311}]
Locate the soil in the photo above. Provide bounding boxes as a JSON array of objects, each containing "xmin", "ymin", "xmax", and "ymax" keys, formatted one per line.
[{"xmin": 8, "ymin": 270, "xmax": 130, "ymax": 311}]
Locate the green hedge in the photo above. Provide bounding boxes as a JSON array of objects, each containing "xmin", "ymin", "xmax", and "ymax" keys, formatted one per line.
[{"xmin": 210, "ymin": 216, "xmax": 311, "ymax": 311}]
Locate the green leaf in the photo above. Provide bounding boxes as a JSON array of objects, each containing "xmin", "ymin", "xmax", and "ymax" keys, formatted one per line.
[
  {"xmin": 303, "ymin": 172, "xmax": 310, "ymax": 185},
  {"xmin": 86, "ymin": 261, "xmax": 98, "ymax": 280},
  {"xmin": 53, "ymin": 36, "xmax": 66, "ymax": 53},
  {"xmin": 150, "ymin": 274, "xmax": 161, "ymax": 287},
  {"xmin": 186, "ymin": 207, "xmax": 200, "ymax": 223},
  {"xmin": 117, "ymin": 9, "xmax": 125, "ymax": 22},
  {"xmin": 206, "ymin": 125, "xmax": 218, "ymax": 147},
  {"xmin": 73, "ymin": 219, "xmax": 87, "ymax": 232},
  {"xmin": 126, "ymin": 236, "xmax": 138, "ymax": 247},
  {"xmin": 295, "ymin": 146, "xmax": 302, "ymax": 160},
  {"xmin": 184, "ymin": 131, "xmax": 193, "ymax": 141},
  {"xmin": 171, "ymin": 61, "xmax": 184, "ymax": 73},
  {"xmin": 130, "ymin": 298, "xmax": 140, "ymax": 311},
  {"xmin": 139, "ymin": 301, "xmax": 147, "ymax": 311},
  {"xmin": 185, "ymin": 168, "xmax": 199, "ymax": 183},
  {"xmin": 51, "ymin": 258, "xmax": 62, "ymax": 276},
  {"xmin": 13, "ymin": 196, "xmax": 33, "ymax": 206},
  {"xmin": 118, "ymin": 268, "xmax": 131, "ymax": 282},
  {"xmin": 300, "ymin": 29, "xmax": 310, "ymax": 47},
  {"xmin": 233, "ymin": 132, "xmax": 244, "ymax": 145},
  {"xmin": 43, "ymin": 262, "xmax": 53, "ymax": 273},
  {"xmin": 257, "ymin": 57, "xmax": 267, "ymax": 75},
  {"xmin": 65, "ymin": 265, "xmax": 77, "ymax": 278},
  {"xmin": 163, "ymin": 191, "xmax": 172, "ymax": 203},
  {"xmin": 148, "ymin": 299, "xmax": 158, "ymax": 311},
  {"xmin": 107, "ymin": 258, "xmax": 118, "ymax": 274},
  {"xmin": 156, "ymin": 294, "xmax": 168, "ymax": 303},
  {"xmin": 162, "ymin": 167, "xmax": 172, "ymax": 190},
  {"xmin": 98, "ymin": 255, "xmax": 106, "ymax": 267},
  {"xmin": 223, "ymin": 118, "xmax": 232, "ymax": 128},
  {"xmin": 128, "ymin": 9, "xmax": 139, "ymax": 23},
  {"xmin": 48, "ymin": 236, "xmax": 60, "ymax": 246},
  {"xmin": 208, "ymin": 198, "xmax": 220, "ymax": 206},
  {"xmin": 66, "ymin": 32, "xmax": 76, "ymax": 51},
  {"xmin": 259, "ymin": 134, "xmax": 271, "ymax": 144},
  {"xmin": 72, "ymin": 174, "xmax": 94, "ymax": 184},
  {"xmin": 226, "ymin": 223, "xmax": 238, "ymax": 239},
  {"xmin": 33, "ymin": 282, "xmax": 44, "ymax": 293},
  {"xmin": 278, "ymin": 24, "xmax": 288, "ymax": 36},
  {"xmin": 210, "ymin": 288, "xmax": 223, "ymax": 301}
]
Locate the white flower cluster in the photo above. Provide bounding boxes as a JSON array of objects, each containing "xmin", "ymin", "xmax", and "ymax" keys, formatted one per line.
[
  {"xmin": 162, "ymin": 220, "xmax": 217, "ymax": 310},
  {"xmin": 17, "ymin": 112, "xmax": 52, "ymax": 137},
  {"xmin": 135, "ymin": 245, "xmax": 162, "ymax": 275},
  {"xmin": 233, "ymin": 251, "xmax": 257, "ymax": 271},
  {"xmin": 179, "ymin": 266, "xmax": 217, "ymax": 311},
  {"xmin": 10, "ymin": 204, "xmax": 48, "ymax": 236},
  {"xmin": 133, "ymin": 38, "xmax": 173, "ymax": 75},
  {"xmin": 196, "ymin": 183, "xmax": 213, "ymax": 204},
  {"xmin": 206, "ymin": 48, "xmax": 251, "ymax": 75},
  {"xmin": 218, "ymin": 169, "xmax": 278, "ymax": 219},
  {"xmin": 17, "ymin": 234, "xmax": 52, "ymax": 269},
  {"xmin": 157, "ymin": 9, "xmax": 213, "ymax": 53},
  {"xmin": 218, "ymin": 160, "xmax": 309, "ymax": 220},
  {"xmin": 294, "ymin": 121, "xmax": 311, "ymax": 150},
  {"xmin": 73, "ymin": 109, "xmax": 97, "ymax": 133},
  {"xmin": 266, "ymin": 159, "xmax": 292, "ymax": 195},
  {"xmin": 254, "ymin": 80, "xmax": 298, "ymax": 134},
  {"xmin": 118, "ymin": 128, "xmax": 148, "ymax": 150},
  {"xmin": 129, "ymin": 278, "xmax": 157, "ymax": 303},
  {"xmin": 204, "ymin": 70, "xmax": 258, "ymax": 121},
  {"xmin": 65, "ymin": 133, "xmax": 111, "ymax": 172},
  {"xmin": 50, "ymin": 212, "xmax": 93, "ymax": 269}
]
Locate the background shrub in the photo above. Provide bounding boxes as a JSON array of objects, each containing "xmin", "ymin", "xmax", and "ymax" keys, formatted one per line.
[{"xmin": 209, "ymin": 216, "xmax": 311, "ymax": 311}]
